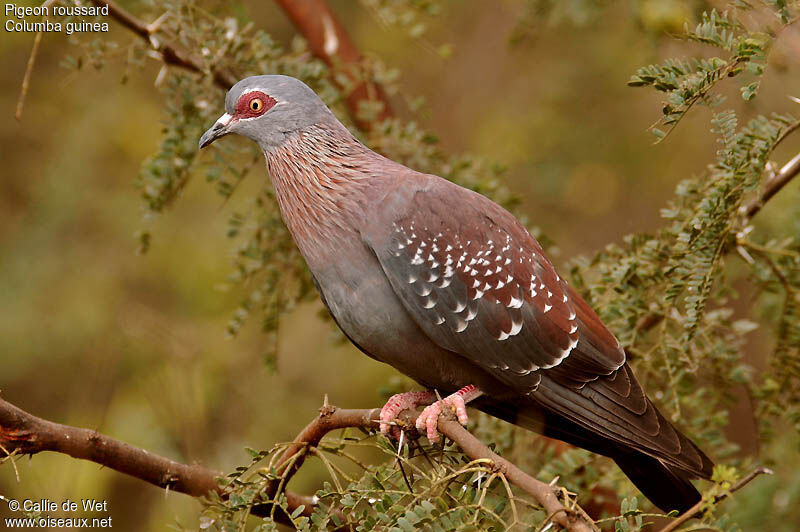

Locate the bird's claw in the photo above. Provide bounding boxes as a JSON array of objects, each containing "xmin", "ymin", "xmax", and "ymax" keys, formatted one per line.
[
  {"xmin": 379, "ymin": 391, "xmax": 435, "ymax": 438},
  {"xmin": 415, "ymin": 394, "xmax": 469, "ymax": 443}
]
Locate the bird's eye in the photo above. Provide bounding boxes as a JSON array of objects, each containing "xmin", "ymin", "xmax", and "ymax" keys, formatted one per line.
[
  {"xmin": 235, "ymin": 91, "xmax": 275, "ymax": 117},
  {"xmin": 250, "ymin": 98, "xmax": 264, "ymax": 112}
]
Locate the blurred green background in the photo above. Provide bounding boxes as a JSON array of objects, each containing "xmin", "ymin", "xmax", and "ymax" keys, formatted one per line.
[{"xmin": 1, "ymin": 1, "xmax": 798, "ymax": 530}]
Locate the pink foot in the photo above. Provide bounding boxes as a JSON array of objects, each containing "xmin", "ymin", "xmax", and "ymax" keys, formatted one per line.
[
  {"xmin": 415, "ymin": 385, "xmax": 483, "ymax": 443},
  {"xmin": 380, "ymin": 391, "xmax": 436, "ymax": 437}
]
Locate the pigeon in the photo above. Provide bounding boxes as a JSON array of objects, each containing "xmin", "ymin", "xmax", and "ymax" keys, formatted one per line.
[{"xmin": 199, "ymin": 75, "xmax": 713, "ymax": 513}]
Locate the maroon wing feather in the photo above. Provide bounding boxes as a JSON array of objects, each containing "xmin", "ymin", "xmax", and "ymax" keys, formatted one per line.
[
  {"xmin": 366, "ymin": 177, "xmax": 711, "ymax": 477},
  {"xmin": 369, "ymin": 180, "xmax": 625, "ymax": 393}
]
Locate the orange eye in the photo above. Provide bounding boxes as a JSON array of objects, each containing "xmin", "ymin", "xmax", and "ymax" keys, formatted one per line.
[{"xmin": 250, "ymin": 98, "xmax": 264, "ymax": 112}]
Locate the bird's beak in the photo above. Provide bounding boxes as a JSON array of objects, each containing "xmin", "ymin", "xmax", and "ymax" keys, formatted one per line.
[{"xmin": 199, "ymin": 113, "xmax": 234, "ymax": 149}]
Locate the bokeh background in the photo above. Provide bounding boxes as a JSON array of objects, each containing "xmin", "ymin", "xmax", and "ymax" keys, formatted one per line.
[{"xmin": 1, "ymin": 1, "xmax": 799, "ymax": 530}]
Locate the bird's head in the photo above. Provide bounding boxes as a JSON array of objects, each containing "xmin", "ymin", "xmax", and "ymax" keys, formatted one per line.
[{"xmin": 199, "ymin": 75, "xmax": 333, "ymax": 151}]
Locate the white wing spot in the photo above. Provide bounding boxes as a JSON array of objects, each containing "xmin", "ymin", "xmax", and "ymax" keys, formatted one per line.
[
  {"xmin": 543, "ymin": 304, "xmax": 552, "ymax": 313},
  {"xmin": 556, "ymin": 338, "xmax": 579, "ymax": 366}
]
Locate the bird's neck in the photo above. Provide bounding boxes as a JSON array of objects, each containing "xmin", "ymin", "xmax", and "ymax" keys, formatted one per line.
[{"xmin": 265, "ymin": 123, "xmax": 376, "ymax": 262}]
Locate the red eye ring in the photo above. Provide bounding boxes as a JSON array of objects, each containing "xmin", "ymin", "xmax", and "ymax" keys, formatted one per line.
[{"xmin": 236, "ymin": 91, "xmax": 276, "ymax": 118}]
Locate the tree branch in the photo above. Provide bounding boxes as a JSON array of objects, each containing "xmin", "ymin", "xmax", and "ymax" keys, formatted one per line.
[
  {"xmin": 0, "ymin": 396, "xmax": 218, "ymax": 496},
  {"xmin": 742, "ymin": 149, "xmax": 800, "ymax": 220},
  {"xmin": 0, "ymin": 396, "xmax": 316, "ymax": 525},
  {"xmin": 273, "ymin": 0, "xmax": 394, "ymax": 131},
  {"xmin": 262, "ymin": 403, "xmax": 598, "ymax": 532},
  {"xmin": 0, "ymin": 395, "xmax": 597, "ymax": 531}
]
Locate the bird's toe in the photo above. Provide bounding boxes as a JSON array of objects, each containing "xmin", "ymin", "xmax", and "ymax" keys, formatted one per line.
[
  {"xmin": 380, "ymin": 391, "xmax": 436, "ymax": 436},
  {"xmin": 416, "ymin": 402, "xmax": 443, "ymax": 442}
]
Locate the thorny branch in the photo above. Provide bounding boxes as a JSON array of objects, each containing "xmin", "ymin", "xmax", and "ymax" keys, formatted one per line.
[{"xmin": 0, "ymin": 395, "xmax": 602, "ymax": 532}]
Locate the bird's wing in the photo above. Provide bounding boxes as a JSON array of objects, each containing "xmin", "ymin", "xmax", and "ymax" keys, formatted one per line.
[
  {"xmin": 363, "ymin": 178, "xmax": 710, "ymax": 475},
  {"xmin": 364, "ymin": 179, "xmax": 625, "ymax": 394}
]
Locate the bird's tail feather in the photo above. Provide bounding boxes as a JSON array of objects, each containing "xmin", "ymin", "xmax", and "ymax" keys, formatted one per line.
[
  {"xmin": 475, "ymin": 398, "xmax": 706, "ymax": 514},
  {"xmin": 611, "ymin": 451, "xmax": 701, "ymax": 514}
]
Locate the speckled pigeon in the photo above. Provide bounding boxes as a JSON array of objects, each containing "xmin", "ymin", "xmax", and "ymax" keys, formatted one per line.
[{"xmin": 199, "ymin": 75, "xmax": 713, "ymax": 513}]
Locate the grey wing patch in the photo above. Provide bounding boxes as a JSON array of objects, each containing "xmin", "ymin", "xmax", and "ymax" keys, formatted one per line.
[{"xmin": 382, "ymin": 218, "xmax": 584, "ymax": 393}]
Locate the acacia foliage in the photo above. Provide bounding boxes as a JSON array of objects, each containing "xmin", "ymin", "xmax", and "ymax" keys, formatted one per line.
[{"xmin": 49, "ymin": 0, "xmax": 800, "ymax": 530}]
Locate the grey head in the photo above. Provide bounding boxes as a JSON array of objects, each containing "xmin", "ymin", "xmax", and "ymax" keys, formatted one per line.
[{"xmin": 199, "ymin": 75, "xmax": 336, "ymax": 151}]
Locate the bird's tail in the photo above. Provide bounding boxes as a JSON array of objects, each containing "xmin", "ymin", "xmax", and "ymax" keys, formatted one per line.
[
  {"xmin": 611, "ymin": 450, "xmax": 702, "ymax": 514},
  {"xmin": 475, "ymin": 398, "xmax": 710, "ymax": 514}
]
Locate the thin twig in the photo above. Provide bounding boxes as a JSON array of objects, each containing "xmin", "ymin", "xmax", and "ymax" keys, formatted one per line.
[
  {"xmin": 14, "ymin": 0, "xmax": 58, "ymax": 120},
  {"xmin": 656, "ymin": 467, "xmax": 773, "ymax": 532},
  {"xmin": 15, "ymin": 30, "xmax": 43, "ymax": 121},
  {"xmin": 0, "ymin": 442, "xmax": 21, "ymax": 482}
]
